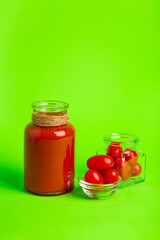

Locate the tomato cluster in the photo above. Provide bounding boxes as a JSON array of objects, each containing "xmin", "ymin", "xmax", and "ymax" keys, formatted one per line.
[
  {"xmin": 111, "ymin": 144, "xmax": 142, "ymax": 180},
  {"xmin": 85, "ymin": 155, "xmax": 119, "ymax": 184},
  {"xmin": 84, "ymin": 143, "xmax": 142, "ymax": 184}
]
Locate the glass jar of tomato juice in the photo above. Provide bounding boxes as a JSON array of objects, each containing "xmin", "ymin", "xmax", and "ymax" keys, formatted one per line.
[
  {"xmin": 24, "ymin": 100, "xmax": 75, "ymax": 196},
  {"xmin": 97, "ymin": 133, "xmax": 146, "ymax": 188}
]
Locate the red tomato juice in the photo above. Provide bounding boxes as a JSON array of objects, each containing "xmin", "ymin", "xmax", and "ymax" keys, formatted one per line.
[{"xmin": 24, "ymin": 123, "xmax": 75, "ymax": 195}]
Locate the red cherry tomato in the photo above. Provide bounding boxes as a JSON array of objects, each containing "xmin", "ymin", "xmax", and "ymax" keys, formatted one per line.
[
  {"xmin": 107, "ymin": 142, "xmax": 123, "ymax": 160},
  {"xmin": 123, "ymin": 148, "xmax": 138, "ymax": 165},
  {"xmin": 84, "ymin": 169, "xmax": 104, "ymax": 184},
  {"xmin": 130, "ymin": 163, "xmax": 142, "ymax": 176},
  {"xmin": 114, "ymin": 158, "xmax": 131, "ymax": 181},
  {"xmin": 103, "ymin": 169, "xmax": 119, "ymax": 184},
  {"xmin": 87, "ymin": 155, "xmax": 114, "ymax": 171}
]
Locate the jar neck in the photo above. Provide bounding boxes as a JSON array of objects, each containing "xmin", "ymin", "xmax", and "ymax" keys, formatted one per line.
[
  {"xmin": 103, "ymin": 133, "xmax": 139, "ymax": 149},
  {"xmin": 31, "ymin": 100, "xmax": 69, "ymax": 127}
]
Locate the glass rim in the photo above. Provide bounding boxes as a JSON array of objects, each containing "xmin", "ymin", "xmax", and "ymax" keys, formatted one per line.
[
  {"xmin": 78, "ymin": 173, "xmax": 122, "ymax": 188},
  {"xmin": 103, "ymin": 133, "xmax": 139, "ymax": 144},
  {"xmin": 32, "ymin": 100, "xmax": 69, "ymax": 112}
]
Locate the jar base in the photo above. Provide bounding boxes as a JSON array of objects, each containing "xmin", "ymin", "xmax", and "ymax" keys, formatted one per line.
[
  {"xmin": 119, "ymin": 177, "xmax": 145, "ymax": 189},
  {"xmin": 25, "ymin": 186, "xmax": 74, "ymax": 196}
]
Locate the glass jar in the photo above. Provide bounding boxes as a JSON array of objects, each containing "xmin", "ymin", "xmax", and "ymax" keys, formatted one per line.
[
  {"xmin": 24, "ymin": 100, "xmax": 75, "ymax": 196},
  {"xmin": 97, "ymin": 133, "xmax": 146, "ymax": 188}
]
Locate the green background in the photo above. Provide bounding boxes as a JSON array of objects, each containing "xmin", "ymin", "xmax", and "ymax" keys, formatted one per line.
[{"xmin": 0, "ymin": 0, "xmax": 160, "ymax": 239}]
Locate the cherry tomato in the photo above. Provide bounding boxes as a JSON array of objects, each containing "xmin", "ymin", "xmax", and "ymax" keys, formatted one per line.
[
  {"xmin": 103, "ymin": 169, "xmax": 119, "ymax": 184},
  {"xmin": 107, "ymin": 142, "xmax": 123, "ymax": 160},
  {"xmin": 114, "ymin": 158, "xmax": 131, "ymax": 181},
  {"xmin": 130, "ymin": 163, "xmax": 142, "ymax": 176},
  {"xmin": 84, "ymin": 169, "xmax": 104, "ymax": 184},
  {"xmin": 123, "ymin": 148, "xmax": 138, "ymax": 165},
  {"xmin": 87, "ymin": 155, "xmax": 114, "ymax": 171}
]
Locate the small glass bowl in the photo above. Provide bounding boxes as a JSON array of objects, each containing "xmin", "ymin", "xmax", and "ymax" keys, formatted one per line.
[{"xmin": 78, "ymin": 173, "xmax": 122, "ymax": 199}]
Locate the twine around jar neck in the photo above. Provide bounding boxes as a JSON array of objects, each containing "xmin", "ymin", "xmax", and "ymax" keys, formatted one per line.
[{"xmin": 32, "ymin": 112, "xmax": 69, "ymax": 127}]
